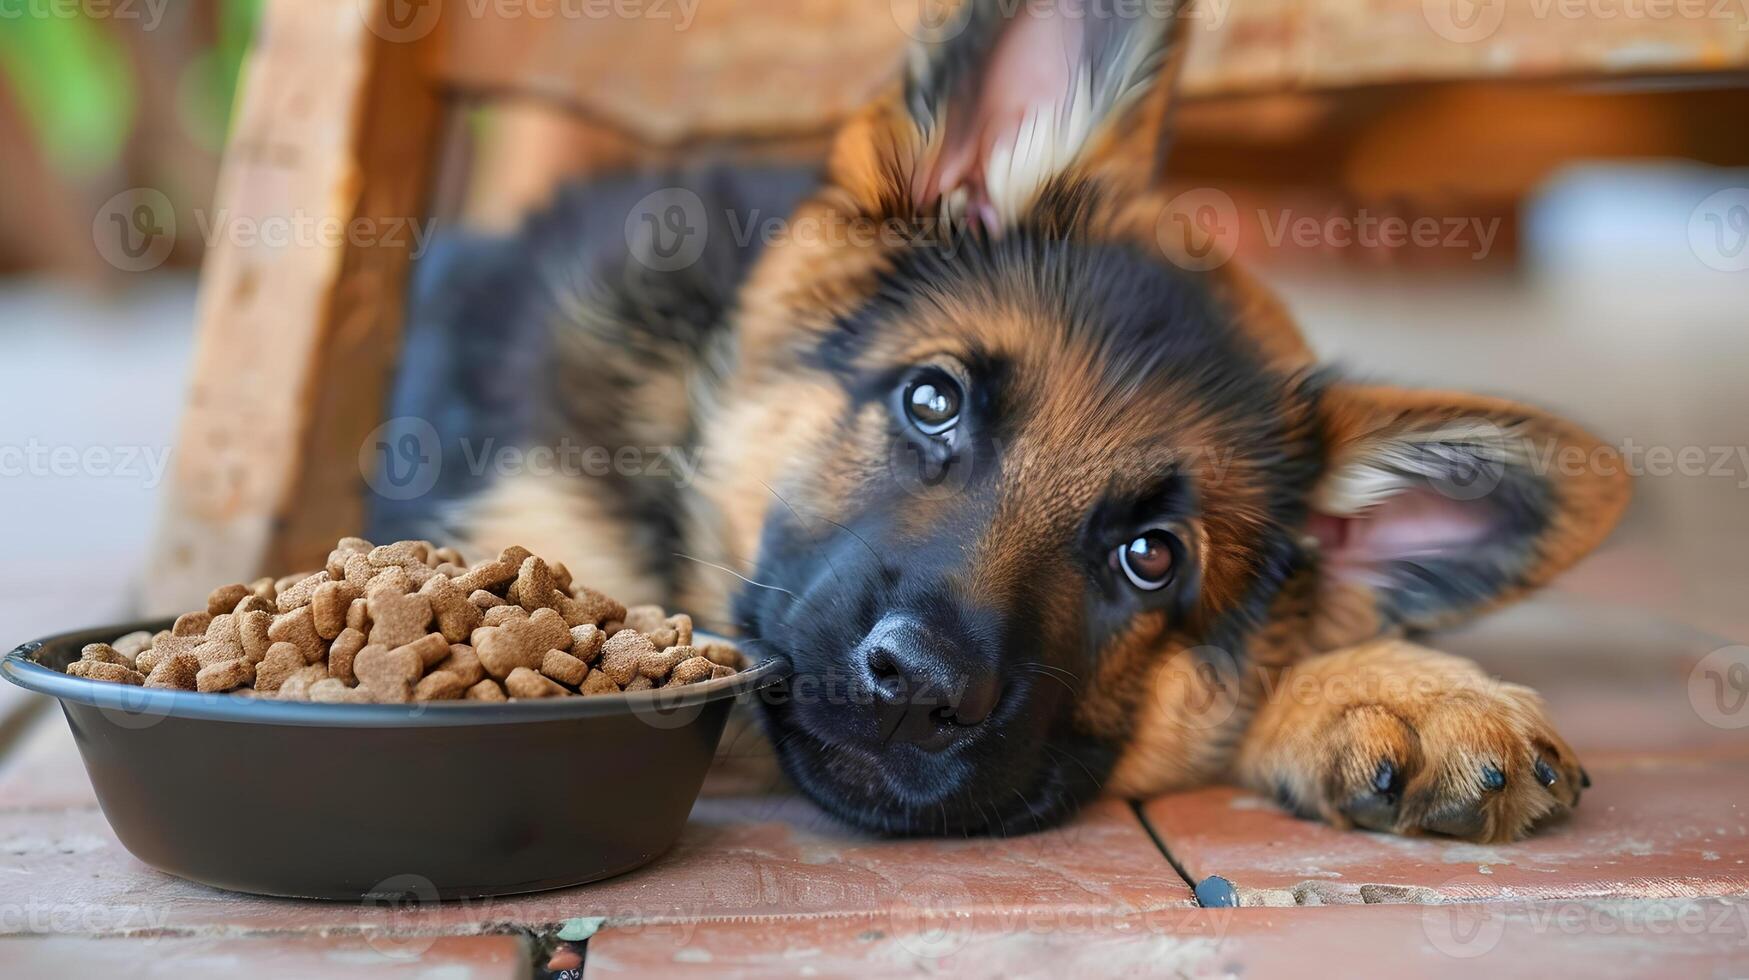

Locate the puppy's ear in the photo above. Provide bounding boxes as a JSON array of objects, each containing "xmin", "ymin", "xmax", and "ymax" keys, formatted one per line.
[
  {"xmin": 1307, "ymin": 383, "xmax": 1631, "ymax": 634},
  {"xmin": 829, "ymin": 0, "xmax": 1190, "ymax": 233}
]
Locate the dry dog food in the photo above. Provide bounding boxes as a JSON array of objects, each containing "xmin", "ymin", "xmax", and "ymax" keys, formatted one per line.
[{"xmin": 66, "ymin": 538, "xmax": 744, "ymax": 703}]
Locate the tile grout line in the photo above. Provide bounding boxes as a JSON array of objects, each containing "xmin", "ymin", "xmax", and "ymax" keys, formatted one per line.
[{"xmin": 1129, "ymin": 799, "xmax": 1202, "ymax": 905}]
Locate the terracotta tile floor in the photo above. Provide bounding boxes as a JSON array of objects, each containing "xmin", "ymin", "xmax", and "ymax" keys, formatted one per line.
[{"xmin": 3, "ymin": 598, "xmax": 1747, "ymax": 977}]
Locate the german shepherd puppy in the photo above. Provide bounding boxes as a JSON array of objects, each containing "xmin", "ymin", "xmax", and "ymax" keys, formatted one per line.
[{"xmin": 433, "ymin": 0, "xmax": 1630, "ymax": 842}]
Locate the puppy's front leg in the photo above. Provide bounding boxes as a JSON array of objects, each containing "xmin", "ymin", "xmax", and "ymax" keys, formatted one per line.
[{"xmin": 1233, "ymin": 640, "xmax": 1587, "ymax": 842}]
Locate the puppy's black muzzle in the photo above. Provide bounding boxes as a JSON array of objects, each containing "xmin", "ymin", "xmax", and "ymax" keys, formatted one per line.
[{"xmin": 851, "ymin": 612, "xmax": 1002, "ymax": 752}]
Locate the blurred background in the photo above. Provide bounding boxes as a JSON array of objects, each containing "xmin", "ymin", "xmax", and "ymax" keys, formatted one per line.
[{"xmin": 4, "ymin": 0, "xmax": 1748, "ymax": 652}]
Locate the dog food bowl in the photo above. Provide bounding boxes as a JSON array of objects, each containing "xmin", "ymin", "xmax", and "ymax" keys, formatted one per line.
[{"xmin": 2, "ymin": 619, "xmax": 786, "ymax": 901}]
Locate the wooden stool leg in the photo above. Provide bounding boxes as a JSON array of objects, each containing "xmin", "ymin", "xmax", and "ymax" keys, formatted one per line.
[{"xmin": 145, "ymin": 0, "xmax": 443, "ymax": 613}]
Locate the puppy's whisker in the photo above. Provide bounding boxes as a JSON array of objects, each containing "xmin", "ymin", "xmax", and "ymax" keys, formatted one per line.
[
  {"xmin": 1042, "ymin": 742, "xmax": 1103, "ymax": 791},
  {"xmin": 1017, "ymin": 660, "xmax": 1080, "ymax": 685},
  {"xmin": 759, "ymin": 480, "xmax": 861, "ymax": 621},
  {"xmin": 670, "ymin": 553, "xmax": 798, "ymax": 600}
]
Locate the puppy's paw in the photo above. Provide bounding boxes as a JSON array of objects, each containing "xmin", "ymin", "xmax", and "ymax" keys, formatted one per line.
[{"xmin": 1313, "ymin": 684, "xmax": 1587, "ymax": 843}]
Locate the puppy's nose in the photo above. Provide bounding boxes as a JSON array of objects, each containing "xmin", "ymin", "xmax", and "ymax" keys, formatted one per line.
[{"xmin": 855, "ymin": 612, "xmax": 1000, "ymax": 749}]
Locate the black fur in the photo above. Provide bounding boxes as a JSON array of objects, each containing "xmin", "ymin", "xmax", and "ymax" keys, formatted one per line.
[{"xmin": 372, "ymin": 165, "xmax": 817, "ymax": 593}]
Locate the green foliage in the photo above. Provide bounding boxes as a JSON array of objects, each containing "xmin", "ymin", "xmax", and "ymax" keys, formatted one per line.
[{"xmin": 0, "ymin": 0, "xmax": 263, "ymax": 176}]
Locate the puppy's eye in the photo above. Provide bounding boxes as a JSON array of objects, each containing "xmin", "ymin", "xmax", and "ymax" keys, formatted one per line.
[
  {"xmin": 903, "ymin": 371, "xmax": 962, "ymax": 436},
  {"xmin": 1115, "ymin": 530, "xmax": 1179, "ymax": 591}
]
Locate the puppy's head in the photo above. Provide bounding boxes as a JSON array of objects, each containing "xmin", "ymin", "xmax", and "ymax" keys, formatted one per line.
[{"xmin": 706, "ymin": 0, "xmax": 1629, "ymax": 834}]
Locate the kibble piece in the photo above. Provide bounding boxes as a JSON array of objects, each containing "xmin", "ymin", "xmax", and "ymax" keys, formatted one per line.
[
  {"xmin": 622, "ymin": 605, "xmax": 666, "ymax": 634},
  {"xmin": 540, "ymin": 649, "xmax": 587, "ymax": 686},
  {"xmin": 206, "ymin": 583, "xmax": 251, "ymax": 617},
  {"xmin": 710, "ymin": 664, "xmax": 735, "ymax": 680},
  {"xmin": 465, "ymin": 679, "xmax": 507, "ymax": 702},
  {"xmin": 336, "ymin": 536, "xmax": 374, "ymax": 553},
  {"xmin": 268, "ymin": 606, "xmax": 326, "ymax": 664},
  {"xmin": 435, "ymin": 644, "xmax": 484, "ymax": 687},
  {"xmin": 395, "ymin": 632, "xmax": 451, "ymax": 670},
  {"xmin": 277, "ymin": 664, "xmax": 329, "ymax": 701},
  {"xmin": 367, "ymin": 540, "xmax": 426, "ymax": 569},
  {"xmin": 312, "ymin": 581, "xmax": 363, "ymax": 640},
  {"xmin": 413, "ymin": 670, "xmax": 469, "ymax": 701},
  {"xmin": 624, "ymin": 676, "xmax": 654, "ymax": 692},
  {"xmin": 192, "ymin": 637, "xmax": 244, "ymax": 669},
  {"xmin": 557, "ymin": 585, "xmax": 625, "ymax": 628},
  {"xmin": 112, "ymin": 631, "xmax": 154, "ymax": 661},
  {"xmin": 79, "ymin": 643, "xmax": 129, "ymax": 666},
  {"xmin": 366, "ymin": 565, "xmax": 415, "ymax": 596},
  {"xmin": 328, "ymin": 628, "xmax": 367, "ymax": 683},
  {"xmin": 598, "ymin": 630, "xmax": 655, "ymax": 686},
  {"xmin": 172, "ymin": 611, "xmax": 212, "ymax": 637},
  {"xmin": 469, "ymin": 590, "xmax": 506, "ymax": 610},
  {"xmin": 134, "ymin": 647, "xmax": 162, "ymax": 674},
  {"xmin": 580, "ymin": 670, "xmax": 620, "ymax": 695},
  {"xmin": 238, "ymin": 610, "xmax": 273, "ymax": 664},
  {"xmin": 549, "ymin": 561, "xmax": 573, "ymax": 594},
  {"xmin": 475, "ymin": 608, "xmax": 570, "ymax": 679},
  {"xmin": 254, "ymin": 643, "xmax": 306, "ymax": 692},
  {"xmin": 366, "ymin": 590, "xmax": 432, "ymax": 648},
  {"xmin": 638, "ymin": 646, "xmax": 684, "ymax": 680},
  {"xmin": 506, "ymin": 666, "xmax": 569, "ymax": 699},
  {"xmin": 669, "ymin": 656, "xmax": 715, "ymax": 686},
  {"xmin": 353, "ymin": 644, "xmax": 421, "ymax": 703},
  {"xmin": 68, "ymin": 660, "xmax": 144, "ymax": 685},
  {"xmin": 249, "ymin": 576, "xmax": 278, "ymax": 601},
  {"xmin": 144, "ymin": 632, "xmax": 198, "ymax": 671},
  {"xmin": 145, "ymin": 652, "xmax": 199, "ymax": 690},
  {"xmin": 308, "ymin": 677, "xmax": 355, "ymax": 703},
  {"xmin": 432, "ymin": 545, "xmax": 465, "ymax": 566},
  {"xmin": 568, "ymin": 624, "xmax": 605, "ymax": 663},
  {"xmin": 482, "ymin": 604, "xmax": 528, "ymax": 627},
  {"xmin": 698, "ymin": 641, "xmax": 743, "ymax": 668},
  {"xmin": 345, "ymin": 597, "xmax": 370, "ymax": 632},
  {"xmin": 508, "ymin": 556, "xmax": 556, "ymax": 611},
  {"xmin": 205, "ymin": 612, "xmax": 241, "ymax": 648},
  {"xmin": 454, "ymin": 557, "xmax": 517, "ymax": 595},
  {"xmin": 274, "ymin": 571, "xmax": 314, "ymax": 596},
  {"xmin": 421, "ymin": 574, "xmax": 482, "ymax": 643},
  {"xmin": 668, "ymin": 614, "xmax": 693, "ymax": 647},
  {"xmin": 233, "ymin": 594, "xmax": 274, "ymax": 616},
  {"xmin": 196, "ymin": 659, "xmax": 254, "ymax": 693},
  {"xmin": 342, "ymin": 552, "xmax": 376, "ymax": 587},
  {"xmin": 275, "ymin": 571, "xmax": 330, "ymax": 613}
]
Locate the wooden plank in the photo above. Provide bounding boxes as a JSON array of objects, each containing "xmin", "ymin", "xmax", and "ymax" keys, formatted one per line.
[
  {"xmin": 143, "ymin": 0, "xmax": 444, "ymax": 613},
  {"xmin": 1184, "ymin": 0, "xmax": 1749, "ymax": 95},
  {"xmin": 433, "ymin": 0, "xmax": 1749, "ymax": 147}
]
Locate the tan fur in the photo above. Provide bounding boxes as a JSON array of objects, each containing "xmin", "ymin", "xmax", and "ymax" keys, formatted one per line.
[
  {"xmin": 464, "ymin": 3, "xmax": 1627, "ymax": 843},
  {"xmin": 461, "ymin": 471, "xmax": 662, "ymax": 607},
  {"xmin": 1234, "ymin": 640, "xmax": 1583, "ymax": 843}
]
